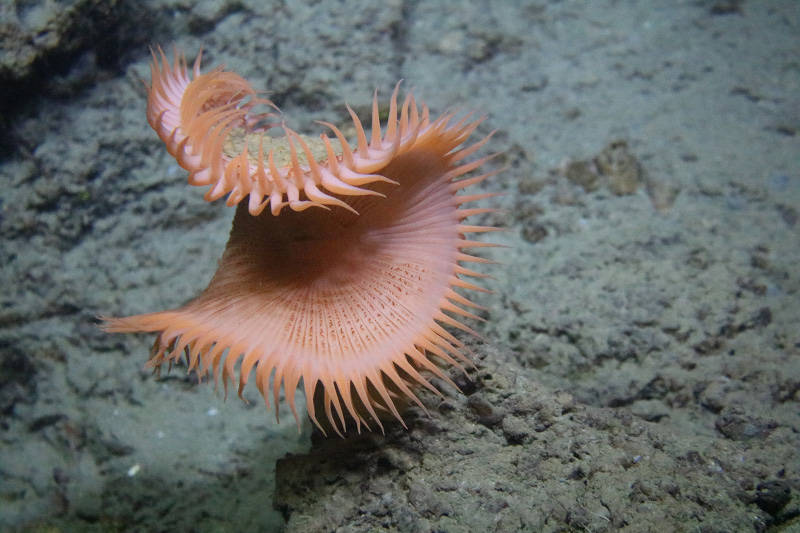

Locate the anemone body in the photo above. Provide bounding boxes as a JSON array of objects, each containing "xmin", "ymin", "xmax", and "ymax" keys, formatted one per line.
[{"xmin": 104, "ymin": 49, "xmax": 499, "ymax": 435}]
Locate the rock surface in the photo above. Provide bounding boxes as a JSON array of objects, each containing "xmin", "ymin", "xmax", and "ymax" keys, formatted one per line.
[
  {"xmin": 276, "ymin": 344, "xmax": 796, "ymax": 532},
  {"xmin": 0, "ymin": 1, "xmax": 798, "ymax": 532}
]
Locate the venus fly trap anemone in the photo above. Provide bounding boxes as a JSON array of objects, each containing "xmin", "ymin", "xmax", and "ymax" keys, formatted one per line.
[{"xmin": 103, "ymin": 48, "xmax": 501, "ymax": 436}]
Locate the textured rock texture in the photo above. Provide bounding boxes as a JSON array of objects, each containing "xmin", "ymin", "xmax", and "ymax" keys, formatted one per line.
[
  {"xmin": 275, "ymin": 342, "xmax": 797, "ymax": 532},
  {"xmin": 0, "ymin": 1, "xmax": 798, "ymax": 532}
]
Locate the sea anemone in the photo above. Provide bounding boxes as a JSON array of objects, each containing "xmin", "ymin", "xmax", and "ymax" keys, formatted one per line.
[{"xmin": 103, "ymin": 48, "xmax": 500, "ymax": 435}]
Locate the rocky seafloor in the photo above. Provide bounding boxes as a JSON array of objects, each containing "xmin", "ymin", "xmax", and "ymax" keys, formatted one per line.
[{"xmin": 1, "ymin": 1, "xmax": 798, "ymax": 532}]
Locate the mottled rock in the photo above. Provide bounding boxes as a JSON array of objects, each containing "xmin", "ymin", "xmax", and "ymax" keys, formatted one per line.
[{"xmin": 594, "ymin": 140, "xmax": 643, "ymax": 195}]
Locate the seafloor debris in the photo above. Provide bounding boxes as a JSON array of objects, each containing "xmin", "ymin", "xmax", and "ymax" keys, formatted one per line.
[{"xmin": 561, "ymin": 139, "xmax": 679, "ymax": 211}]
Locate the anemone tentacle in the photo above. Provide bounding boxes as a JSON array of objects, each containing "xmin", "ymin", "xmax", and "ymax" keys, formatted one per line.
[{"xmin": 147, "ymin": 48, "xmax": 446, "ymax": 216}]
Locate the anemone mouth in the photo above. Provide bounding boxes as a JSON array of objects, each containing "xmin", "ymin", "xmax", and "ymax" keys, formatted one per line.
[
  {"xmin": 103, "ymin": 47, "xmax": 502, "ymax": 436},
  {"xmin": 223, "ymin": 128, "xmax": 347, "ymax": 169}
]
